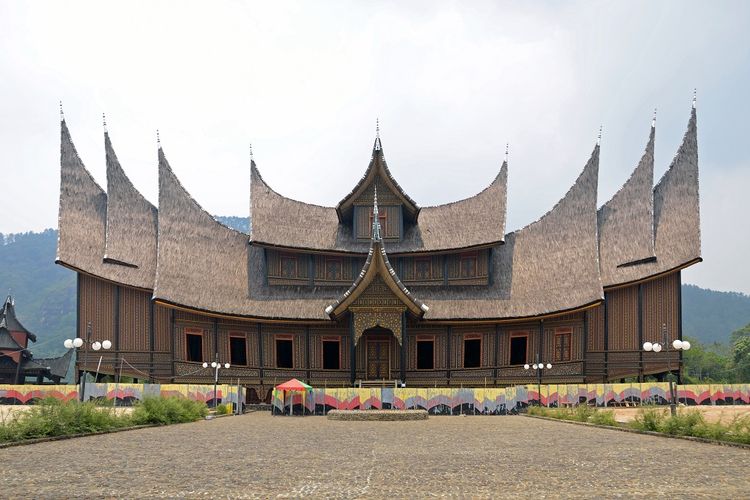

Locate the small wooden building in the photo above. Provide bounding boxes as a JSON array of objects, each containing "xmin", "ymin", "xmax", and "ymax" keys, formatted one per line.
[
  {"xmin": 0, "ymin": 295, "xmax": 72, "ymax": 384},
  {"xmin": 55, "ymin": 105, "xmax": 701, "ymax": 399}
]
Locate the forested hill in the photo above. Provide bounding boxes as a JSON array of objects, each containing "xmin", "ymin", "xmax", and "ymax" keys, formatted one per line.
[{"xmin": 1, "ymin": 226, "xmax": 749, "ymax": 357}]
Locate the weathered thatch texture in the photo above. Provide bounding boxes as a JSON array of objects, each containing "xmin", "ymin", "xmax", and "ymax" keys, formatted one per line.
[
  {"xmin": 1, "ymin": 296, "xmax": 36, "ymax": 341},
  {"xmin": 652, "ymin": 107, "xmax": 701, "ymax": 270},
  {"xmin": 413, "ymin": 162, "xmax": 507, "ymax": 250},
  {"xmin": 103, "ymin": 132, "xmax": 158, "ymax": 289},
  {"xmin": 420, "ymin": 147, "xmax": 603, "ymax": 320},
  {"xmin": 596, "ymin": 108, "xmax": 700, "ymax": 287},
  {"xmin": 597, "ymin": 126, "xmax": 656, "ymax": 286},
  {"xmin": 154, "ymin": 149, "xmax": 334, "ymax": 319},
  {"xmin": 56, "ymin": 119, "xmax": 109, "ymax": 279},
  {"xmin": 249, "ymin": 147, "xmax": 507, "ymax": 253}
]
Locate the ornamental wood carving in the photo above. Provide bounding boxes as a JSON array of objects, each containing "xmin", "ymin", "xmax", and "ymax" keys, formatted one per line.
[{"xmin": 353, "ymin": 311, "xmax": 403, "ymax": 346}]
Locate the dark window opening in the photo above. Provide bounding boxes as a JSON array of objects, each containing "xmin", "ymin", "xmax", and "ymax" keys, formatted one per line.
[
  {"xmin": 280, "ymin": 256, "xmax": 297, "ymax": 278},
  {"xmin": 186, "ymin": 333, "xmax": 203, "ymax": 362},
  {"xmin": 510, "ymin": 336, "xmax": 527, "ymax": 365},
  {"xmin": 322, "ymin": 340, "xmax": 340, "ymax": 370},
  {"xmin": 276, "ymin": 339, "xmax": 293, "ymax": 368},
  {"xmin": 417, "ymin": 340, "xmax": 434, "ymax": 370},
  {"xmin": 415, "ymin": 259, "xmax": 431, "ymax": 280},
  {"xmin": 230, "ymin": 336, "xmax": 247, "ymax": 366},
  {"xmin": 325, "ymin": 259, "xmax": 342, "ymax": 281},
  {"xmin": 369, "ymin": 208, "xmax": 388, "ymax": 237},
  {"xmin": 463, "ymin": 338, "xmax": 481, "ymax": 368},
  {"xmin": 555, "ymin": 332, "xmax": 571, "ymax": 362},
  {"xmin": 460, "ymin": 254, "xmax": 478, "ymax": 278}
]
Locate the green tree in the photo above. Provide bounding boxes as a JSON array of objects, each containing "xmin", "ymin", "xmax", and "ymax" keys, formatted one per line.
[
  {"xmin": 683, "ymin": 337, "xmax": 733, "ymax": 383},
  {"xmin": 733, "ymin": 334, "xmax": 750, "ymax": 382}
]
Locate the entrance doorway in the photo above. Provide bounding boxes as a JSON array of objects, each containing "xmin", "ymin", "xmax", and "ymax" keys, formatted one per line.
[{"xmin": 365, "ymin": 334, "xmax": 391, "ymax": 379}]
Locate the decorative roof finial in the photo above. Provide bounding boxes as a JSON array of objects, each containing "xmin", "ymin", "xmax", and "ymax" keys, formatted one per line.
[
  {"xmin": 692, "ymin": 88, "xmax": 697, "ymax": 109},
  {"xmin": 249, "ymin": 143, "xmax": 253, "ymax": 164},
  {"xmin": 372, "ymin": 185, "xmax": 381, "ymax": 241},
  {"xmin": 102, "ymin": 113, "xmax": 107, "ymax": 133},
  {"xmin": 652, "ymin": 108, "xmax": 657, "ymax": 128},
  {"xmin": 505, "ymin": 142, "xmax": 509, "ymax": 163},
  {"xmin": 374, "ymin": 118, "xmax": 382, "ymax": 151},
  {"xmin": 597, "ymin": 126, "xmax": 602, "ymax": 146},
  {"xmin": 59, "ymin": 101, "xmax": 64, "ymax": 121},
  {"xmin": 156, "ymin": 129, "xmax": 161, "ymax": 148}
]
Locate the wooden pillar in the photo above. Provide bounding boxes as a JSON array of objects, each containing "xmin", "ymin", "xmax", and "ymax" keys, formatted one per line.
[
  {"xmin": 349, "ymin": 313, "xmax": 356, "ymax": 386},
  {"xmin": 493, "ymin": 324, "xmax": 499, "ymax": 385},
  {"xmin": 583, "ymin": 311, "xmax": 589, "ymax": 381},
  {"xmin": 305, "ymin": 326, "xmax": 311, "ymax": 382},
  {"xmin": 638, "ymin": 283, "xmax": 644, "ymax": 382},
  {"xmin": 148, "ymin": 300, "xmax": 155, "ymax": 382},
  {"xmin": 446, "ymin": 325, "xmax": 452, "ymax": 386},
  {"xmin": 400, "ymin": 312, "xmax": 406, "ymax": 384},
  {"xmin": 212, "ymin": 317, "xmax": 219, "ymax": 361},
  {"xmin": 257, "ymin": 323, "xmax": 264, "ymax": 383},
  {"xmin": 603, "ymin": 293, "xmax": 609, "ymax": 383},
  {"xmin": 677, "ymin": 270, "xmax": 684, "ymax": 384},
  {"xmin": 169, "ymin": 309, "xmax": 176, "ymax": 381},
  {"xmin": 75, "ymin": 274, "xmax": 80, "ymax": 379},
  {"xmin": 538, "ymin": 319, "xmax": 544, "ymax": 384},
  {"xmin": 114, "ymin": 285, "xmax": 120, "ymax": 381}
]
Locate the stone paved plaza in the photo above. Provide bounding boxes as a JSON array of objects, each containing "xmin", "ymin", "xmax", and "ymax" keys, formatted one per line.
[{"xmin": 1, "ymin": 413, "xmax": 748, "ymax": 498}]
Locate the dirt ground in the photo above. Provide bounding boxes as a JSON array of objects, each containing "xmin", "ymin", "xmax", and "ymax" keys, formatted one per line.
[{"xmin": 608, "ymin": 405, "xmax": 750, "ymax": 423}]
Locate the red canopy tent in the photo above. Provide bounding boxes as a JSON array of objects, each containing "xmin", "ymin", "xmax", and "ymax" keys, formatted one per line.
[{"xmin": 273, "ymin": 379, "xmax": 312, "ymax": 415}]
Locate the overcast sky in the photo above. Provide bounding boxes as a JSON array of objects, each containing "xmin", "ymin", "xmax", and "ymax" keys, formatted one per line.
[{"xmin": 1, "ymin": 1, "xmax": 748, "ymax": 294}]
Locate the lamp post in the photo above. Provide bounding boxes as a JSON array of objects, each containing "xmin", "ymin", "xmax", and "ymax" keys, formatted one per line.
[
  {"xmin": 524, "ymin": 356, "xmax": 553, "ymax": 406},
  {"xmin": 643, "ymin": 323, "xmax": 690, "ymax": 416},
  {"xmin": 64, "ymin": 322, "xmax": 112, "ymax": 402},
  {"xmin": 202, "ymin": 358, "xmax": 230, "ymax": 408}
]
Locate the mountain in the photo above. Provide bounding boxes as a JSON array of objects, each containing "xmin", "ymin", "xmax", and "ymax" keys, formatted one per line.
[
  {"xmin": 682, "ymin": 284, "xmax": 750, "ymax": 344},
  {"xmin": 1, "ymin": 226, "xmax": 749, "ymax": 358}
]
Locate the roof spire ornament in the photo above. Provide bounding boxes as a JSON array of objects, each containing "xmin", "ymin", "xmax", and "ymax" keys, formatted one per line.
[
  {"xmin": 102, "ymin": 113, "xmax": 108, "ymax": 133},
  {"xmin": 597, "ymin": 126, "xmax": 603, "ymax": 146},
  {"xmin": 249, "ymin": 143, "xmax": 253, "ymax": 164},
  {"xmin": 59, "ymin": 101, "xmax": 64, "ymax": 122},
  {"xmin": 374, "ymin": 118, "xmax": 382, "ymax": 151},
  {"xmin": 692, "ymin": 88, "xmax": 697, "ymax": 109},
  {"xmin": 505, "ymin": 142, "xmax": 509, "ymax": 163},
  {"xmin": 156, "ymin": 129, "xmax": 161, "ymax": 149},
  {"xmin": 652, "ymin": 108, "xmax": 657, "ymax": 128},
  {"xmin": 372, "ymin": 185, "xmax": 381, "ymax": 241}
]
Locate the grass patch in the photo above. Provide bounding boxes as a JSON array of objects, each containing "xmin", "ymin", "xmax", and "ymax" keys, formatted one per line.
[
  {"xmin": 1, "ymin": 396, "xmax": 209, "ymax": 443},
  {"xmin": 131, "ymin": 397, "xmax": 208, "ymax": 425},
  {"xmin": 528, "ymin": 406, "xmax": 618, "ymax": 427},
  {"xmin": 215, "ymin": 403, "xmax": 233, "ymax": 416},
  {"xmin": 629, "ymin": 408, "xmax": 750, "ymax": 445}
]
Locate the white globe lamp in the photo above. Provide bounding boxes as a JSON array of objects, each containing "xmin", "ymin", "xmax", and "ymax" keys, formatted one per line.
[
  {"xmin": 92, "ymin": 341, "xmax": 102, "ymax": 351},
  {"xmin": 546, "ymin": 363, "xmax": 552, "ymax": 369},
  {"xmin": 643, "ymin": 342, "xmax": 653, "ymax": 352},
  {"xmin": 73, "ymin": 338, "xmax": 84, "ymax": 348},
  {"xmin": 64, "ymin": 339, "xmax": 74, "ymax": 349},
  {"xmin": 653, "ymin": 343, "xmax": 662, "ymax": 353},
  {"xmin": 102, "ymin": 340, "xmax": 112, "ymax": 350},
  {"xmin": 681, "ymin": 341, "xmax": 691, "ymax": 351}
]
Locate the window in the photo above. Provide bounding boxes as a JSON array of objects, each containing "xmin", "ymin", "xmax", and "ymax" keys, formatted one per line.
[
  {"xmin": 554, "ymin": 329, "xmax": 572, "ymax": 362},
  {"xmin": 417, "ymin": 339, "xmax": 434, "ymax": 370},
  {"xmin": 230, "ymin": 335, "xmax": 247, "ymax": 366},
  {"xmin": 322, "ymin": 339, "xmax": 340, "ymax": 370},
  {"xmin": 369, "ymin": 208, "xmax": 388, "ymax": 237},
  {"xmin": 325, "ymin": 258, "xmax": 342, "ymax": 281},
  {"xmin": 276, "ymin": 338, "xmax": 294, "ymax": 368},
  {"xmin": 459, "ymin": 253, "xmax": 478, "ymax": 278},
  {"xmin": 510, "ymin": 335, "xmax": 528, "ymax": 365},
  {"xmin": 186, "ymin": 331, "xmax": 203, "ymax": 362},
  {"xmin": 415, "ymin": 258, "xmax": 431, "ymax": 280},
  {"xmin": 463, "ymin": 337, "xmax": 481, "ymax": 368},
  {"xmin": 280, "ymin": 254, "xmax": 298, "ymax": 278}
]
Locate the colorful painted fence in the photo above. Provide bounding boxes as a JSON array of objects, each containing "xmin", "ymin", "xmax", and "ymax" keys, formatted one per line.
[
  {"xmin": 0, "ymin": 383, "xmax": 245, "ymax": 407},
  {"xmin": 272, "ymin": 383, "xmax": 750, "ymax": 415}
]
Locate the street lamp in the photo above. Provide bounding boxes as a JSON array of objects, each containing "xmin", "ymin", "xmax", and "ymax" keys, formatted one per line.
[
  {"xmin": 524, "ymin": 357, "xmax": 553, "ymax": 406},
  {"xmin": 202, "ymin": 359, "xmax": 230, "ymax": 408},
  {"xmin": 643, "ymin": 323, "xmax": 690, "ymax": 416},
  {"xmin": 64, "ymin": 322, "xmax": 112, "ymax": 402}
]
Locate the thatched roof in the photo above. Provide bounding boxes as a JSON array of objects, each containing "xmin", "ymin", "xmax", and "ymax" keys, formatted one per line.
[
  {"xmin": 249, "ymin": 141, "xmax": 508, "ymax": 253},
  {"xmin": 1, "ymin": 295, "xmax": 36, "ymax": 342},
  {"xmin": 153, "ymin": 147, "xmax": 336, "ymax": 320},
  {"xmin": 596, "ymin": 107, "xmax": 701, "ymax": 287},
  {"xmin": 56, "ymin": 119, "xmax": 110, "ymax": 279},
  {"xmin": 597, "ymin": 125, "xmax": 656, "ymax": 286},
  {"xmin": 419, "ymin": 146, "xmax": 603, "ymax": 320},
  {"xmin": 103, "ymin": 131, "xmax": 158, "ymax": 289}
]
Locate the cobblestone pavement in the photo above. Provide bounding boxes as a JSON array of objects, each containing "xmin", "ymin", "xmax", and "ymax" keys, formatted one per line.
[{"xmin": 1, "ymin": 413, "xmax": 748, "ymax": 498}]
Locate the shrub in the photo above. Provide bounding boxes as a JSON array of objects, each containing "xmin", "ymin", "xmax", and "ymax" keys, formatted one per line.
[
  {"xmin": 661, "ymin": 410, "xmax": 705, "ymax": 436},
  {"xmin": 631, "ymin": 407, "xmax": 667, "ymax": 432},
  {"xmin": 572, "ymin": 405, "xmax": 595, "ymax": 422},
  {"xmin": 589, "ymin": 410, "xmax": 618, "ymax": 427},
  {"xmin": 131, "ymin": 397, "xmax": 208, "ymax": 425},
  {"xmin": 215, "ymin": 403, "xmax": 233, "ymax": 415}
]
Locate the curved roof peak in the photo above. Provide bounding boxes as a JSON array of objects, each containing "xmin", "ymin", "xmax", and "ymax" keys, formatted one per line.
[{"xmin": 336, "ymin": 131, "xmax": 419, "ymax": 222}]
